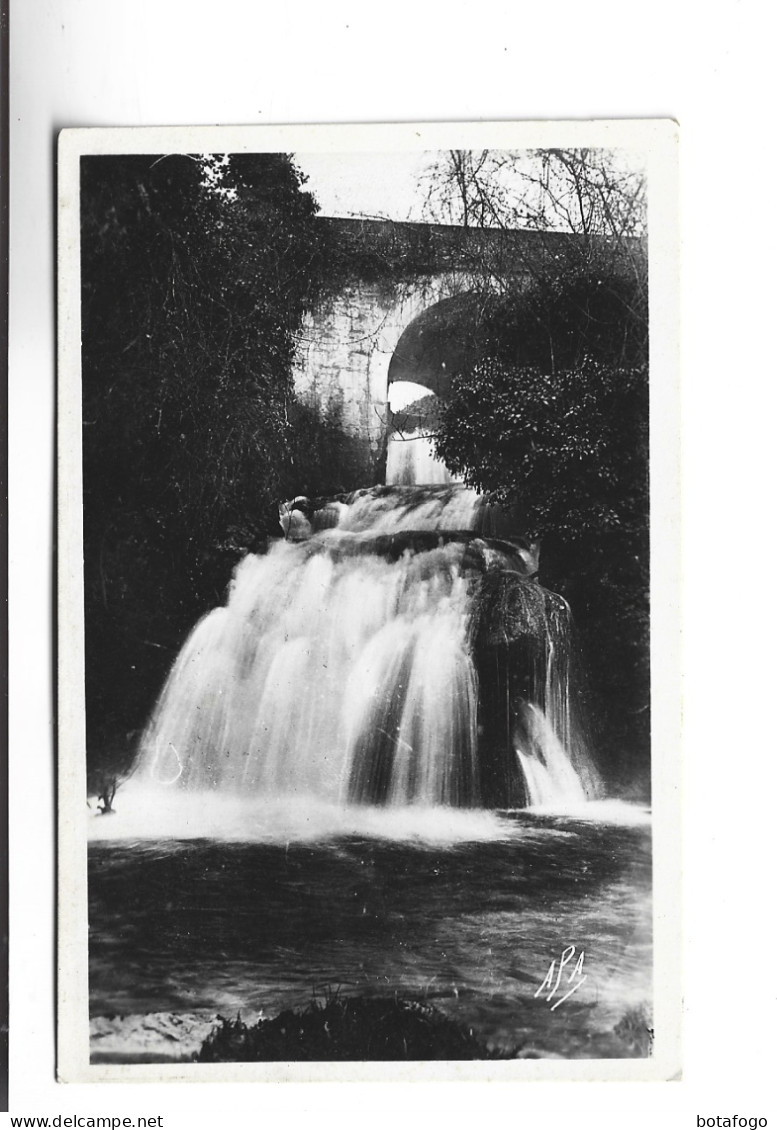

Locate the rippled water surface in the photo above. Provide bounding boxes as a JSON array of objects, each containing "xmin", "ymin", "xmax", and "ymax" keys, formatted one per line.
[{"xmin": 88, "ymin": 799, "xmax": 651, "ymax": 1062}]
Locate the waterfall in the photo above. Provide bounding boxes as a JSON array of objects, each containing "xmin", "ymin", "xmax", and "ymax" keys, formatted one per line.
[
  {"xmin": 514, "ymin": 702, "xmax": 587, "ymax": 807},
  {"xmin": 386, "ymin": 429, "xmax": 457, "ymax": 486},
  {"xmin": 137, "ymin": 485, "xmax": 597, "ymax": 811}
]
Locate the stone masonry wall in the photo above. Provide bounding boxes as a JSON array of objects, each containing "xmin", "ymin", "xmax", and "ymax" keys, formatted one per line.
[{"xmin": 292, "ymin": 272, "xmax": 468, "ymax": 479}]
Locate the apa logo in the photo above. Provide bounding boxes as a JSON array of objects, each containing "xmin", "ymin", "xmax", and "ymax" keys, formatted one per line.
[{"xmin": 534, "ymin": 944, "xmax": 587, "ymax": 1011}]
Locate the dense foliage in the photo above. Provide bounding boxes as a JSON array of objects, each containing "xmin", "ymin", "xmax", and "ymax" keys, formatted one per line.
[
  {"xmin": 436, "ymin": 358, "xmax": 648, "ymax": 542},
  {"xmin": 436, "ymin": 355, "xmax": 649, "ymax": 781},
  {"xmin": 482, "ymin": 255, "xmax": 648, "ymax": 371},
  {"xmin": 80, "ymin": 153, "xmax": 331, "ymax": 796},
  {"xmin": 433, "ymin": 265, "xmax": 650, "ymax": 784}
]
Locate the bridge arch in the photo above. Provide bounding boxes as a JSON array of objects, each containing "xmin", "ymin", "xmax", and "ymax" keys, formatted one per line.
[
  {"xmin": 293, "ymin": 270, "xmax": 488, "ymax": 482},
  {"xmin": 294, "ymin": 273, "xmax": 469, "ymax": 447},
  {"xmin": 386, "ymin": 291, "xmax": 483, "ymax": 402}
]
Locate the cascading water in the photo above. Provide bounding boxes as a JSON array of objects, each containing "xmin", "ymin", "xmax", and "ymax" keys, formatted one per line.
[
  {"xmin": 385, "ymin": 428, "xmax": 457, "ymax": 486},
  {"xmin": 137, "ymin": 481, "xmax": 598, "ymax": 811},
  {"xmin": 141, "ymin": 535, "xmax": 478, "ymax": 806},
  {"xmin": 514, "ymin": 702, "xmax": 587, "ymax": 806}
]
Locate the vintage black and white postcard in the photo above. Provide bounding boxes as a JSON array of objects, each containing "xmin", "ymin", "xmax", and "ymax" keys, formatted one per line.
[{"xmin": 57, "ymin": 120, "xmax": 680, "ymax": 1082}]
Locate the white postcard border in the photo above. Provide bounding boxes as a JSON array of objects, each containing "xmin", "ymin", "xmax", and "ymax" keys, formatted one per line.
[{"xmin": 57, "ymin": 118, "xmax": 681, "ymax": 1084}]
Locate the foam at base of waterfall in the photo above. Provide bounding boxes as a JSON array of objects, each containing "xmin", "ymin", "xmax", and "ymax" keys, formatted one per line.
[
  {"xmin": 508, "ymin": 799, "xmax": 652, "ymax": 826},
  {"xmin": 84, "ymin": 781, "xmax": 645, "ymax": 845},
  {"xmin": 88, "ymin": 785, "xmax": 648, "ymax": 843},
  {"xmin": 87, "ymin": 785, "xmax": 512, "ymax": 845}
]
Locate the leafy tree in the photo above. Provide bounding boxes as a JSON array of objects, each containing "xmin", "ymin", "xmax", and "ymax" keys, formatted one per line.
[
  {"xmin": 80, "ymin": 152, "xmax": 328, "ymax": 795},
  {"xmin": 436, "ymin": 355, "xmax": 650, "ymax": 784}
]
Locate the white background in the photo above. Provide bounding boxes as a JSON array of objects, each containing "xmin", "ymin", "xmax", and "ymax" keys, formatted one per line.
[{"xmin": 7, "ymin": 0, "xmax": 776, "ymax": 1125}]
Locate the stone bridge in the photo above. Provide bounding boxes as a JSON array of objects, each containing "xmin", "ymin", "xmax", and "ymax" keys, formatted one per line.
[{"xmin": 292, "ymin": 218, "xmax": 574, "ymax": 479}]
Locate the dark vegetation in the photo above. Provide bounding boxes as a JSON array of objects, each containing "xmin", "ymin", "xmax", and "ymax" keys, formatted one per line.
[
  {"xmin": 286, "ymin": 399, "xmax": 370, "ymax": 500},
  {"xmin": 80, "ymin": 153, "xmax": 350, "ymax": 798},
  {"xmin": 435, "ymin": 309, "xmax": 649, "ymax": 786},
  {"xmin": 194, "ymin": 993, "xmax": 653, "ymax": 1062},
  {"xmin": 196, "ymin": 993, "xmax": 518, "ymax": 1062}
]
